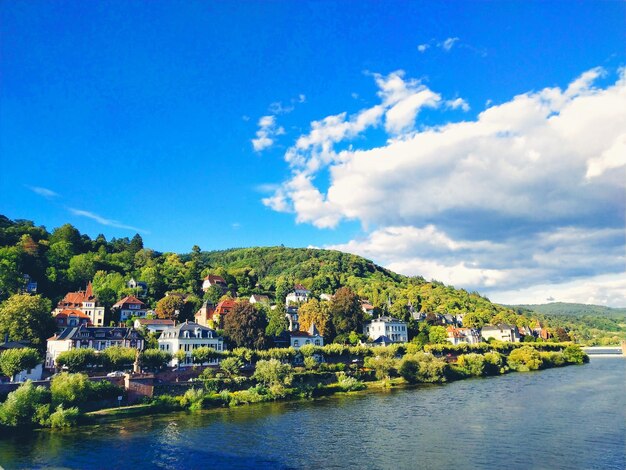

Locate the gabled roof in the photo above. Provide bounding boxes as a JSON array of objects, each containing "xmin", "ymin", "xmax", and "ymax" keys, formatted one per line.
[
  {"xmin": 52, "ymin": 325, "xmax": 143, "ymax": 341},
  {"xmin": 58, "ymin": 282, "xmax": 97, "ymax": 306},
  {"xmin": 368, "ymin": 316, "xmax": 405, "ymax": 324},
  {"xmin": 136, "ymin": 319, "xmax": 175, "ymax": 326},
  {"xmin": 372, "ymin": 335, "xmax": 393, "ymax": 344},
  {"xmin": 250, "ymin": 294, "xmax": 270, "ymax": 302},
  {"xmin": 293, "ymin": 284, "xmax": 310, "ymax": 291},
  {"xmin": 54, "ymin": 309, "xmax": 91, "ymax": 320},
  {"xmin": 159, "ymin": 321, "xmax": 220, "ymax": 339},
  {"xmin": 112, "ymin": 295, "xmax": 146, "ymax": 309},
  {"xmin": 204, "ymin": 275, "xmax": 227, "ymax": 284},
  {"xmin": 215, "ymin": 299, "xmax": 237, "ymax": 311}
]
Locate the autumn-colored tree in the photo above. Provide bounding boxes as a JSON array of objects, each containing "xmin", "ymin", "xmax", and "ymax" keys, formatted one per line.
[
  {"xmin": 155, "ymin": 295, "xmax": 184, "ymax": 320},
  {"xmin": 298, "ymin": 298, "xmax": 332, "ymax": 337},
  {"xmin": 223, "ymin": 301, "xmax": 268, "ymax": 350}
]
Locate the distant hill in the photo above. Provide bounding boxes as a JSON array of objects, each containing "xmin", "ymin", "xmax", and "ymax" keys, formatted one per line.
[{"xmin": 508, "ymin": 302, "xmax": 626, "ymax": 318}]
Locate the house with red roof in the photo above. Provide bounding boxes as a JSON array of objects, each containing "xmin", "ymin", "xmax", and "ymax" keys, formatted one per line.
[
  {"xmin": 211, "ymin": 299, "xmax": 237, "ymax": 329},
  {"xmin": 290, "ymin": 324, "xmax": 324, "ymax": 349},
  {"xmin": 112, "ymin": 295, "xmax": 148, "ymax": 321},
  {"xmin": 286, "ymin": 284, "xmax": 310, "ymax": 305},
  {"xmin": 53, "ymin": 282, "xmax": 105, "ymax": 326},
  {"xmin": 53, "ymin": 309, "xmax": 92, "ymax": 330},
  {"xmin": 202, "ymin": 274, "xmax": 228, "ymax": 293},
  {"xmin": 195, "ymin": 301, "xmax": 216, "ymax": 328}
]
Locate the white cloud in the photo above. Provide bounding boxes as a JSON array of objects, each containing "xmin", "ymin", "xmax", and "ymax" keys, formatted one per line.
[
  {"xmin": 417, "ymin": 44, "xmax": 429, "ymax": 53},
  {"xmin": 251, "ymin": 115, "xmax": 285, "ymax": 152},
  {"xmin": 446, "ymin": 98, "xmax": 470, "ymax": 111},
  {"xmin": 69, "ymin": 208, "xmax": 149, "ymax": 234},
  {"xmin": 265, "ymin": 67, "xmax": 626, "ymax": 305},
  {"xmin": 440, "ymin": 37, "xmax": 459, "ymax": 51},
  {"xmin": 491, "ymin": 273, "xmax": 626, "ymax": 307},
  {"xmin": 28, "ymin": 186, "xmax": 59, "ymax": 198}
]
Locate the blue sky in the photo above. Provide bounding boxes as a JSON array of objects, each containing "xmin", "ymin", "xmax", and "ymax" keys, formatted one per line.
[{"xmin": 1, "ymin": 1, "xmax": 625, "ymax": 306}]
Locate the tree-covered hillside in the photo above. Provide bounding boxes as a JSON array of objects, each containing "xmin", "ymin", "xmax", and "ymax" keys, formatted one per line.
[
  {"xmin": 0, "ymin": 215, "xmax": 623, "ymax": 346},
  {"xmin": 509, "ymin": 302, "xmax": 626, "ymax": 318}
]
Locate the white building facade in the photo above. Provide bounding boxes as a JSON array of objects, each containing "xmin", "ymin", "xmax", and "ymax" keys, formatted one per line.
[
  {"xmin": 158, "ymin": 322, "xmax": 225, "ymax": 367},
  {"xmin": 364, "ymin": 316, "xmax": 408, "ymax": 343}
]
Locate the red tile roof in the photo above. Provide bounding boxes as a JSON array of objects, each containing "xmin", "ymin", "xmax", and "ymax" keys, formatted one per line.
[
  {"xmin": 204, "ymin": 275, "xmax": 227, "ymax": 284},
  {"xmin": 113, "ymin": 295, "xmax": 146, "ymax": 309},
  {"xmin": 58, "ymin": 282, "xmax": 97, "ymax": 307},
  {"xmin": 54, "ymin": 309, "xmax": 91, "ymax": 320}
]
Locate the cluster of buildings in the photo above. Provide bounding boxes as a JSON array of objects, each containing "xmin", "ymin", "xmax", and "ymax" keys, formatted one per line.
[{"xmin": 2, "ymin": 275, "xmax": 555, "ymax": 383}]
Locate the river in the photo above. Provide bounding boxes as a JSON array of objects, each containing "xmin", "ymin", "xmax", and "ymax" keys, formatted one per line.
[{"xmin": 0, "ymin": 358, "xmax": 624, "ymax": 470}]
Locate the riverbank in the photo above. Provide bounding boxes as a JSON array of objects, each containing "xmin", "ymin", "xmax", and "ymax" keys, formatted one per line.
[{"xmin": 0, "ymin": 343, "xmax": 589, "ymax": 431}]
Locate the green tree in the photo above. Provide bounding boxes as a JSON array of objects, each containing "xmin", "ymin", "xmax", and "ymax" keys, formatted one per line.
[
  {"xmin": 253, "ymin": 359, "xmax": 293, "ymax": 387},
  {"xmin": 0, "ymin": 294, "xmax": 55, "ymax": 350},
  {"xmin": 220, "ymin": 356, "xmax": 243, "ymax": 378},
  {"xmin": 428, "ymin": 325, "xmax": 448, "ymax": 344},
  {"xmin": 364, "ymin": 354, "xmax": 397, "ymax": 380},
  {"xmin": 507, "ymin": 346, "xmax": 543, "ymax": 371},
  {"xmin": 56, "ymin": 348, "xmax": 99, "ymax": 372},
  {"xmin": 224, "ymin": 301, "xmax": 268, "ymax": 350},
  {"xmin": 0, "ymin": 348, "xmax": 40, "ymax": 380},
  {"xmin": 155, "ymin": 295, "xmax": 185, "ymax": 320},
  {"xmin": 101, "ymin": 346, "xmax": 136, "ymax": 371},
  {"xmin": 139, "ymin": 349, "xmax": 172, "ymax": 371},
  {"xmin": 329, "ymin": 287, "xmax": 364, "ymax": 339},
  {"xmin": 203, "ymin": 285, "xmax": 224, "ymax": 305},
  {"xmin": 265, "ymin": 303, "xmax": 289, "ymax": 337},
  {"xmin": 191, "ymin": 346, "xmax": 222, "ymax": 364}
]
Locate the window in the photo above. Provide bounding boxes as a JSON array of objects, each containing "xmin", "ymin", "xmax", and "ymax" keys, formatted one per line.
[
  {"xmin": 314, "ymin": 340, "xmax": 320, "ymax": 346},
  {"xmin": 293, "ymin": 340, "xmax": 299, "ymax": 347}
]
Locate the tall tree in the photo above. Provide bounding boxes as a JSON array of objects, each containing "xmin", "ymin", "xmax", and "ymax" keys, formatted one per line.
[
  {"xmin": 155, "ymin": 295, "xmax": 185, "ymax": 320},
  {"xmin": 223, "ymin": 301, "xmax": 268, "ymax": 350},
  {"xmin": 329, "ymin": 287, "xmax": 364, "ymax": 338},
  {"xmin": 0, "ymin": 294, "xmax": 55, "ymax": 350},
  {"xmin": 298, "ymin": 298, "xmax": 332, "ymax": 337},
  {"xmin": 265, "ymin": 303, "xmax": 289, "ymax": 337}
]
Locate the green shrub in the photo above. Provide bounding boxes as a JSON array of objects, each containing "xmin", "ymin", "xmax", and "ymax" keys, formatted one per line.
[
  {"xmin": 56, "ymin": 348, "xmax": 99, "ymax": 372},
  {"xmin": 0, "ymin": 380, "xmax": 50, "ymax": 427},
  {"xmin": 48, "ymin": 405, "xmax": 80, "ymax": 428},
  {"xmin": 336, "ymin": 373, "xmax": 366, "ymax": 392},
  {"xmin": 140, "ymin": 349, "xmax": 172, "ymax": 371},
  {"xmin": 0, "ymin": 348, "xmax": 41, "ymax": 379},
  {"xmin": 483, "ymin": 351, "xmax": 505, "ymax": 375},
  {"xmin": 364, "ymin": 355, "xmax": 397, "ymax": 380},
  {"xmin": 507, "ymin": 346, "xmax": 543, "ymax": 372},
  {"xmin": 399, "ymin": 353, "xmax": 448, "ymax": 383},
  {"xmin": 456, "ymin": 353, "xmax": 486, "ymax": 377},
  {"xmin": 50, "ymin": 372, "xmax": 91, "ymax": 408},
  {"xmin": 253, "ymin": 359, "xmax": 293, "ymax": 387},
  {"xmin": 100, "ymin": 346, "xmax": 136, "ymax": 371},
  {"xmin": 563, "ymin": 345, "xmax": 589, "ymax": 364}
]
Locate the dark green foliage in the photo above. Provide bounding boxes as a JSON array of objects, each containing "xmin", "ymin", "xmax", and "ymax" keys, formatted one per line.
[
  {"xmin": 224, "ymin": 301, "xmax": 268, "ymax": 350},
  {"xmin": 0, "ymin": 380, "xmax": 50, "ymax": 427},
  {"xmin": 0, "ymin": 294, "xmax": 55, "ymax": 351}
]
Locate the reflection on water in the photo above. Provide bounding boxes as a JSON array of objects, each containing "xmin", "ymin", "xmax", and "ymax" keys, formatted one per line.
[{"xmin": 0, "ymin": 359, "xmax": 624, "ymax": 470}]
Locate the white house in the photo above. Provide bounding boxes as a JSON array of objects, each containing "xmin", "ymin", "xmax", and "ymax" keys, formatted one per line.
[
  {"xmin": 290, "ymin": 324, "xmax": 324, "ymax": 349},
  {"xmin": 45, "ymin": 326, "xmax": 145, "ymax": 369},
  {"xmin": 249, "ymin": 294, "xmax": 270, "ymax": 306},
  {"xmin": 481, "ymin": 324, "xmax": 521, "ymax": 343},
  {"xmin": 364, "ymin": 316, "xmax": 408, "ymax": 343},
  {"xmin": 112, "ymin": 295, "xmax": 148, "ymax": 321},
  {"xmin": 158, "ymin": 321, "xmax": 225, "ymax": 367},
  {"xmin": 286, "ymin": 284, "xmax": 310, "ymax": 305},
  {"xmin": 134, "ymin": 318, "xmax": 175, "ymax": 335},
  {"xmin": 202, "ymin": 275, "xmax": 228, "ymax": 293},
  {"xmin": 54, "ymin": 282, "xmax": 105, "ymax": 327},
  {"xmin": 446, "ymin": 327, "xmax": 481, "ymax": 345},
  {"xmin": 127, "ymin": 278, "xmax": 148, "ymax": 298}
]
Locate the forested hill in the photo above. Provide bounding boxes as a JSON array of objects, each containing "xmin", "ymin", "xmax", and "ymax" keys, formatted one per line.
[
  {"xmin": 0, "ymin": 215, "xmax": 514, "ymax": 326},
  {"xmin": 509, "ymin": 302, "xmax": 626, "ymax": 318}
]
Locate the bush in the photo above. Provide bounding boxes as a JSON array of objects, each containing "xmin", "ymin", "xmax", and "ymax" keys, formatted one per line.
[
  {"xmin": 507, "ymin": 346, "xmax": 543, "ymax": 372},
  {"xmin": 456, "ymin": 353, "xmax": 486, "ymax": 377},
  {"xmin": 539, "ymin": 351, "xmax": 566, "ymax": 368},
  {"xmin": 483, "ymin": 351, "xmax": 505, "ymax": 375},
  {"xmin": 336, "ymin": 373, "xmax": 366, "ymax": 392},
  {"xmin": 364, "ymin": 355, "xmax": 397, "ymax": 380},
  {"xmin": 220, "ymin": 357, "xmax": 243, "ymax": 378},
  {"xmin": 0, "ymin": 380, "xmax": 50, "ymax": 427},
  {"xmin": 50, "ymin": 372, "xmax": 91, "ymax": 408},
  {"xmin": 253, "ymin": 359, "xmax": 293, "ymax": 387},
  {"xmin": 399, "ymin": 353, "xmax": 448, "ymax": 383},
  {"xmin": 563, "ymin": 345, "xmax": 589, "ymax": 364},
  {"xmin": 303, "ymin": 356, "xmax": 318, "ymax": 370},
  {"xmin": 48, "ymin": 405, "xmax": 80, "ymax": 428}
]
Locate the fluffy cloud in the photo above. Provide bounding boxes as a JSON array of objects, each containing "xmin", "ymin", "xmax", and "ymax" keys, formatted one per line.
[
  {"xmin": 251, "ymin": 115, "xmax": 285, "ymax": 152},
  {"xmin": 264, "ymin": 67, "xmax": 626, "ymax": 306}
]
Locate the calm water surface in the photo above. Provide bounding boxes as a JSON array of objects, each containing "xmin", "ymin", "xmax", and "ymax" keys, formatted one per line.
[{"xmin": 0, "ymin": 358, "xmax": 624, "ymax": 470}]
